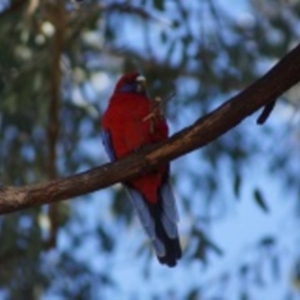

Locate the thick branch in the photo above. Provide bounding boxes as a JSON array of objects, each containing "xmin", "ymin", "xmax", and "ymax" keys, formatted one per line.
[{"xmin": 1, "ymin": 42, "xmax": 300, "ymax": 215}]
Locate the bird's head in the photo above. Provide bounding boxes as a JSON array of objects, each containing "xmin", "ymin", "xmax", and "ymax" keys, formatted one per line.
[{"xmin": 114, "ymin": 72, "xmax": 147, "ymax": 94}]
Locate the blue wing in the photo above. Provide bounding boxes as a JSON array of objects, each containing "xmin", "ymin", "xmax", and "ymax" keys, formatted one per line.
[
  {"xmin": 126, "ymin": 178, "xmax": 180, "ymax": 259},
  {"xmin": 126, "ymin": 186, "xmax": 166, "ymax": 257},
  {"xmin": 101, "ymin": 129, "xmax": 116, "ymax": 161},
  {"xmin": 159, "ymin": 179, "xmax": 179, "ymax": 239}
]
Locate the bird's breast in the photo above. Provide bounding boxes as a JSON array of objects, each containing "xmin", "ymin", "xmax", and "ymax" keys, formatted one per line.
[{"xmin": 103, "ymin": 94, "xmax": 168, "ymax": 158}]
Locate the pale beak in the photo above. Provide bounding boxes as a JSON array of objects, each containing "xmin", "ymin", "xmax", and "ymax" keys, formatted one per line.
[{"xmin": 136, "ymin": 75, "xmax": 146, "ymax": 92}]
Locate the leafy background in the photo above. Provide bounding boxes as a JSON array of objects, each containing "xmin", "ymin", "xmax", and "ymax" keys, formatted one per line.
[{"xmin": 0, "ymin": 0, "xmax": 300, "ymax": 299}]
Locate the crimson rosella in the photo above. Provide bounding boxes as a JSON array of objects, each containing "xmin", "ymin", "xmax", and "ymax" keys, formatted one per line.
[{"xmin": 101, "ymin": 72, "xmax": 181, "ymax": 267}]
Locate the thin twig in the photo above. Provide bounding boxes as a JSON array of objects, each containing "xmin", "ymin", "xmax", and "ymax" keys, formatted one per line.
[{"xmin": 143, "ymin": 92, "xmax": 176, "ymax": 122}]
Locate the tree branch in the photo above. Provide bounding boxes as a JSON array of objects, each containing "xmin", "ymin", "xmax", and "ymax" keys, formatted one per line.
[
  {"xmin": 46, "ymin": 0, "xmax": 66, "ymax": 249},
  {"xmin": 1, "ymin": 42, "xmax": 300, "ymax": 215}
]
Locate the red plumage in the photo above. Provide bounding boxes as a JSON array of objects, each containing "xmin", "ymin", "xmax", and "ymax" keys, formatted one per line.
[{"xmin": 101, "ymin": 72, "xmax": 181, "ymax": 267}]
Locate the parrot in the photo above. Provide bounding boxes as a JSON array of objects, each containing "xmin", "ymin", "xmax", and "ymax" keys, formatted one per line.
[{"xmin": 101, "ymin": 72, "xmax": 181, "ymax": 267}]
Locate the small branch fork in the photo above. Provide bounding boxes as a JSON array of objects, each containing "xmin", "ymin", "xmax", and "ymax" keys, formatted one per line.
[
  {"xmin": 1, "ymin": 42, "xmax": 300, "ymax": 215},
  {"xmin": 143, "ymin": 92, "xmax": 175, "ymax": 133},
  {"xmin": 143, "ymin": 92, "xmax": 176, "ymax": 122}
]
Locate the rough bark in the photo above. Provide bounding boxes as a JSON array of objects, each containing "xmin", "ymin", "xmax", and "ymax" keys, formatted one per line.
[
  {"xmin": 1, "ymin": 42, "xmax": 300, "ymax": 215},
  {"xmin": 46, "ymin": 0, "xmax": 66, "ymax": 248}
]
